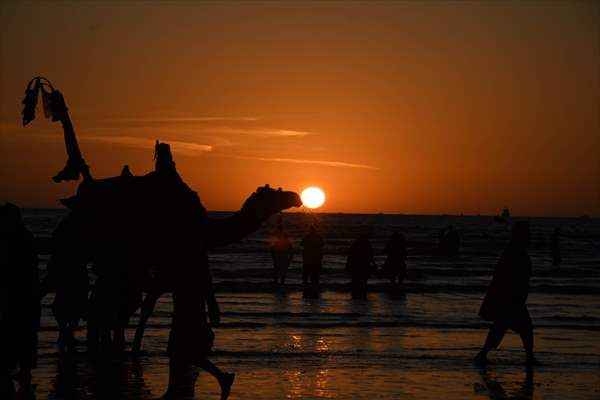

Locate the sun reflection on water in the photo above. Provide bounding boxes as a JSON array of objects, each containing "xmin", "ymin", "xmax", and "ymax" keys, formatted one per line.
[{"xmin": 316, "ymin": 338, "xmax": 329, "ymax": 352}]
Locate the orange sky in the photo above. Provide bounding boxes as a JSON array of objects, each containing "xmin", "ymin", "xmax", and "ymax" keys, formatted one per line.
[{"xmin": 1, "ymin": 1, "xmax": 598, "ymax": 216}]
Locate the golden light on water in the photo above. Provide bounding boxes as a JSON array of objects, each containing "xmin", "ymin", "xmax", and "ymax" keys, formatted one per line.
[{"xmin": 301, "ymin": 187, "xmax": 326, "ymax": 209}]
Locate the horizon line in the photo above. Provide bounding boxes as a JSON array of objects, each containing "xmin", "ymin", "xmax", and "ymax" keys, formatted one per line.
[{"xmin": 14, "ymin": 207, "xmax": 597, "ymax": 219}]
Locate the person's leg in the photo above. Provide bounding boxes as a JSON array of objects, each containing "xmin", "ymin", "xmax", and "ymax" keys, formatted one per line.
[
  {"xmin": 514, "ymin": 319, "xmax": 538, "ymax": 365},
  {"xmin": 399, "ymin": 272, "xmax": 406, "ymax": 284},
  {"xmin": 512, "ymin": 308, "xmax": 538, "ymax": 365},
  {"xmin": 53, "ymin": 296, "xmax": 69, "ymax": 352},
  {"xmin": 16, "ymin": 321, "xmax": 38, "ymax": 387},
  {"xmin": 113, "ymin": 325, "xmax": 126, "ymax": 352},
  {"xmin": 302, "ymin": 266, "xmax": 309, "ymax": 285},
  {"xmin": 280, "ymin": 263, "xmax": 287, "ymax": 285},
  {"xmin": 55, "ymin": 313, "xmax": 72, "ymax": 353},
  {"xmin": 0, "ymin": 356, "xmax": 15, "ymax": 399},
  {"xmin": 162, "ymin": 359, "xmax": 198, "ymax": 399},
  {"xmin": 475, "ymin": 322, "xmax": 507, "ymax": 363},
  {"xmin": 351, "ymin": 276, "xmax": 358, "ymax": 299},
  {"xmin": 360, "ymin": 281, "xmax": 368, "ymax": 300},
  {"xmin": 273, "ymin": 257, "xmax": 279, "ymax": 283},
  {"xmin": 196, "ymin": 358, "xmax": 235, "ymax": 400},
  {"xmin": 65, "ymin": 317, "xmax": 80, "ymax": 353},
  {"xmin": 311, "ymin": 269, "xmax": 320, "ymax": 285},
  {"xmin": 518, "ymin": 328, "xmax": 538, "ymax": 365},
  {"xmin": 1, "ymin": 334, "xmax": 18, "ymax": 384}
]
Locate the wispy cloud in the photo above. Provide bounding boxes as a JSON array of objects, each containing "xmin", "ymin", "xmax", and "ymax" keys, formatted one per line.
[
  {"xmin": 208, "ymin": 127, "xmax": 312, "ymax": 137},
  {"xmin": 97, "ymin": 116, "xmax": 260, "ymax": 124},
  {"xmin": 81, "ymin": 135, "xmax": 212, "ymax": 156},
  {"xmin": 231, "ymin": 155, "xmax": 377, "ymax": 170},
  {"xmin": 69, "ymin": 118, "xmax": 313, "ymax": 137}
]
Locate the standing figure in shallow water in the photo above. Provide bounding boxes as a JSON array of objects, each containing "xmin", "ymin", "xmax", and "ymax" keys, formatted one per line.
[
  {"xmin": 301, "ymin": 224, "xmax": 324, "ymax": 287},
  {"xmin": 383, "ymin": 232, "xmax": 407, "ymax": 286},
  {"xmin": 551, "ymin": 227, "xmax": 561, "ymax": 267},
  {"xmin": 444, "ymin": 225, "xmax": 460, "ymax": 257},
  {"xmin": 270, "ymin": 215, "xmax": 293, "ymax": 285},
  {"xmin": 42, "ymin": 218, "xmax": 90, "ymax": 353},
  {"xmin": 346, "ymin": 233, "xmax": 377, "ymax": 300},
  {"xmin": 87, "ymin": 245, "xmax": 122, "ymax": 351},
  {"xmin": 0, "ymin": 203, "xmax": 40, "ymax": 389},
  {"xmin": 475, "ymin": 221, "xmax": 539, "ymax": 366}
]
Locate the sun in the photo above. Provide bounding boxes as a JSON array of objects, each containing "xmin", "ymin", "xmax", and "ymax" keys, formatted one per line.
[{"xmin": 301, "ymin": 187, "xmax": 326, "ymax": 209}]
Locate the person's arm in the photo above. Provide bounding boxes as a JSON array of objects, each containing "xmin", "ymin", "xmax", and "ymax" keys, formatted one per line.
[
  {"xmin": 206, "ymin": 272, "xmax": 220, "ymax": 327},
  {"xmin": 512, "ymin": 254, "xmax": 531, "ymax": 305},
  {"xmin": 368, "ymin": 243, "xmax": 377, "ymax": 271},
  {"xmin": 27, "ymin": 231, "xmax": 40, "ymax": 299}
]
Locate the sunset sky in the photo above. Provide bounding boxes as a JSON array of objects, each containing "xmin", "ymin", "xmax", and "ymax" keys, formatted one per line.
[{"xmin": 1, "ymin": 1, "xmax": 598, "ymax": 216}]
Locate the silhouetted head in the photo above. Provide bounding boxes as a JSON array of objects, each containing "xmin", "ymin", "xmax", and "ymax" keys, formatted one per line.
[
  {"xmin": 447, "ymin": 225, "xmax": 454, "ymax": 231},
  {"xmin": 0, "ymin": 202, "xmax": 22, "ymax": 234},
  {"xmin": 511, "ymin": 221, "xmax": 530, "ymax": 248},
  {"xmin": 358, "ymin": 231, "xmax": 369, "ymax": 242},
  {"xmin": 392, "ymin": 231, "xmax": 405, "ymax": 244},
  {"xmin": 554, "ymin": 227, "xmax": 561, "ymax": 236}
]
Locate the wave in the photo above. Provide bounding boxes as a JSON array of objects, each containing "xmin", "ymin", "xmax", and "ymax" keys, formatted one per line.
[
  {"xmin": 39, "ymin": 319, "xmax": 600, "ymax": 332},
  {"xmin": 205, "ymin": 281, "xmax": 600, "ymax": 295}
]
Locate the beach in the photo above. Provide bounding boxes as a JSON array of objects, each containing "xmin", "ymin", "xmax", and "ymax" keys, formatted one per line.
[{"xmin": 18, "ymin": 210, "xmax": 600, "ymax": 399}]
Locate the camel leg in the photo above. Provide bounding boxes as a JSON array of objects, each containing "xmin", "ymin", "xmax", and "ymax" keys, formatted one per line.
[{"xmin": 132, "ymin": 289, "xmax": 162, "ymax": 355}]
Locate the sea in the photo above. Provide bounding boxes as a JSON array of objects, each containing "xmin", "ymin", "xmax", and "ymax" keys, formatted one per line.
[{"xmin": 16, "ymin": 209, "xmax": 600, "ymax": 399}]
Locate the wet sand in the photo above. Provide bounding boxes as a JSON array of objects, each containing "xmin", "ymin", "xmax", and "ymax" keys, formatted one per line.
[
  {"xmin": 12, "ymin": 211, "xmax": 600, "ymax": 399},
  {"xmin": 9, "ymin": 291, "xmax": 600, "ymax": 400}
]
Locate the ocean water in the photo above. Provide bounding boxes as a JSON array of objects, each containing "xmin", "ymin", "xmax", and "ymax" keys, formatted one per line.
[{"xmin": 17, "ymin": 210, "xmax": 600, "ymax": 399}]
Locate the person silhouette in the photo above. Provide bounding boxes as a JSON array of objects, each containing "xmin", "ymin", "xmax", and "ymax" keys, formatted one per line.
[
  {"xmin": 301, "ymin": 225, "xmax": 324, "ymax": 287},
  {"xmin": 270, "ymin": 215, "xmax": 293, "ymax": 284},
  {"xmin": 346, "ymin": 232, "xmax": 377, "ymax": 300},
  {"xmin": 445, "ymin": 225, "xmax": 460, "ymax": 257},
  {"xmin": 551, "ymin": 227, "xmax": 561, "ymax": 267},
  {"xmin": 0, "ymin": 203, "xmax": 40, "ymax": 389},
  {"xmin": 41, "ymin": 218, "xmax": 90, "ymax": 354},
  {"xmin": 475, "ymin": 221, "xmax": 539, "ymax": 366},
  {"xmin": 438, "ymin": 227, "xmax": 447, "ymax": 256},
  {"xmin": 383, "ymin": 232, "xmax": 407, "ymax": 286},
  {"xmin": 87, "ymin": 245, "xmax": 122, "ymax": 351},
  {"xmin": 164, "ymin": 233, "xmax": 235, "ymax": 400}
]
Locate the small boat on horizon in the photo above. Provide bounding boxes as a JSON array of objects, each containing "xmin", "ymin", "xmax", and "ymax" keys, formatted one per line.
[{"xmin": 494, "ymin": 207, "xmax": 511, "ymax": 223}]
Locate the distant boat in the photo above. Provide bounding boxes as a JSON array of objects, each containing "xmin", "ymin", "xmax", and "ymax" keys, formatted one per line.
[{"xmin": 494, "ymin": 208, "xmax": 511, "ymax": 223}]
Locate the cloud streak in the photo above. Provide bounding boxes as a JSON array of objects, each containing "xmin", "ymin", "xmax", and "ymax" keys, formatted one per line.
[
  {"xmin": 209, "ymin": 127, "xmax": 311, "ymax": 137},
  {"xmin": 231, "ymin": 155, "xmax": 378, "ymax": 170},
  {"xmin": 69, "ymin": 119, "xmax": 313, "ymax": 137},
  {"xmin": 80, "ymin": 135, "xmax": 213, "ymax": 156},
  {"xmin": 97, "ymin": 116, "xmax": 260, "ymax": 124}
]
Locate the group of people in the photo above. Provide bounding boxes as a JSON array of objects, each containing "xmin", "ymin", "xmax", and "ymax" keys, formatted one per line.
[
  {"xmin": 270, "ymin": 218, "xmax": 541, "ymax": 366},
  {"xmin": 270, "ymin": 218, "xmax": 408, "ymax": 299},
  {"xmin": 2, "ymin": 201, "xmax": 557, "ymax": 397}
]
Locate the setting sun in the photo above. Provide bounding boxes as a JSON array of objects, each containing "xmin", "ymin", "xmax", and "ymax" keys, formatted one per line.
[{"xmin": 301, "ymin": 187, "xmax": 326, "ymax": 209}]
